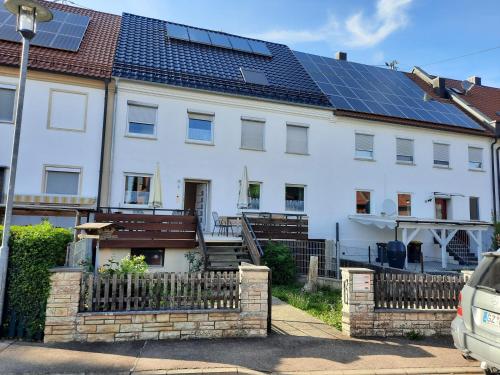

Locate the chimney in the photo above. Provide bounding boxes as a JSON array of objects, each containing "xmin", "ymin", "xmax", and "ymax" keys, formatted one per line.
[
  {"xmin": 335, "ymin": 51, "xmax": 347, "ymax": 61},
  {"xmin": 432, "ymin": 77, "xmax": 446, "ymax": 98},
  {"xmin": 467, "ymin": 76, "xmax": 481, "ymax": 85}
]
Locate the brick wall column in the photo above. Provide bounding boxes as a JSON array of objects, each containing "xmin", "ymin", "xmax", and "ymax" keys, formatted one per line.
[
  {"xmin": 238, "ymin": 263, "xmax": 270, "ymax": 337},
  {"xmin": 341, "ymin": 267, "xmax": 375, "ymax": 337},
  {"xmin": 44, "ymin": 267, "xmax": 83, "ymax": 343}
]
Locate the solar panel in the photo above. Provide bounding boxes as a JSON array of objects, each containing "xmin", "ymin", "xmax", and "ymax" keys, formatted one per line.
[
  {"xmin": 294, "ymin": 51, "xmax": 483, "ymax": 130},
  {"xmin": 0, "ymin": 4, "xmax": 89, "ymax": 52},
  {"xmin": 167, "ymin": 23, "xmax": 189, "ymax": 41},
  {"xmin": 187, "ymin": 27, "xmax": 211, "ymax": 44},
  {"xmin": 166, "ymin": 22, "xmax": 272, "ymax": 57}
]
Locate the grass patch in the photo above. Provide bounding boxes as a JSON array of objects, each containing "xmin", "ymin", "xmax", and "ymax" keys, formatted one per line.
[{"xmin": 272, "ymin": 284, "xmax": 342, "ymax": 330}]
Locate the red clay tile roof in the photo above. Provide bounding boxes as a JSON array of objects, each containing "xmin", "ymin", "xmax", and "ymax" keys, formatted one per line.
[
  {"xmin": 407, "ymin": 72, "xmax": 500, "ymax": 123},
  {"xmin": 0, "ymin": 1, "xmax": 120, "ymax": 79}
]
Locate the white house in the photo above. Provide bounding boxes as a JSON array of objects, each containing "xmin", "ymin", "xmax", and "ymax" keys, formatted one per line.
[{"xmin": 0, "ymin": 2, "xmax": 120, "ymax": 227}]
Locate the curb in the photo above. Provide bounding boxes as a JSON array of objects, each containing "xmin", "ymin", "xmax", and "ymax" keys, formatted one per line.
[{"xmin": 130, "ymin": 366, "xmax": 483, "ymax": 375}]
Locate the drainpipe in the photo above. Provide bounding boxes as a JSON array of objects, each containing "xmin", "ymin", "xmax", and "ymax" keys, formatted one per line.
[{"xmin": 96, "ymin": 78, "xmax": 110, "ymax": 210}]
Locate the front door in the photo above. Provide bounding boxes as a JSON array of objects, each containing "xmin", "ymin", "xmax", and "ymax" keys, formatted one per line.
[
  {"xmin": 184, "ymin": 181, "xmax": 209, "ymax": 231},
  {"xmin": 435, "ymin": 198, "xmax": 448, "ymax": 220}
]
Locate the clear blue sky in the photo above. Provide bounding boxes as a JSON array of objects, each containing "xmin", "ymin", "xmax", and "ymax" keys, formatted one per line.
[{"xmin": 71, "ymin": 0, "xmax": 500, "ymax": 87}]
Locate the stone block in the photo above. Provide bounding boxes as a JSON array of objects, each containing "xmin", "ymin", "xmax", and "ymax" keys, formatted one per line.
[
  {"xmin": 119, "ymin": 323, "xmax": 143, "ymax": 332},
  {"xmin": 132, "ymin": 314, "xmax": 156, "ymax": 324},
  {"xmin": 77, "ymin": 325, "xmax": 97, "ymax": 334},
  {"xmin": 215, "ymin": 321, "xmax": 240, "ymax": 330},
  {"xmin": 96, "ymin": 324, "xmax": 120, "ymax": 334},
  {"xmin": 173, "ymin": 322, "xmax": 196, "ymax": 330},
  {"xmin": 159, "ymin": 331, "xmax": 180, "ymax": 339},
  {"xmin": 138, "ymin": 331, "xmax": 159, "ymax": 340},
  {"xmin": 86, "ymin": 333, "xmax": 115, "ymax": 342},
  {"xmin": 169, "ymin": 314, "xmax": 188, "ymax": 322},
  {"xmin": 188, "ymin": 313, "xmax": 209, "ymax": 322},
  {"xmin": 156, "ymin": 314, "xmax": 171, "ymax": 322},
  {"xmin": 44, "ymin": 334, "xmax": 75, "ymax": 343}
]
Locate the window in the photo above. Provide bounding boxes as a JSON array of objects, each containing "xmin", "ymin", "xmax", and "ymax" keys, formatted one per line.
[
  {"xmin": 468, "ymin": 147, "xmax": 483, "ymax": 169},
  {"xmin": 127, "ymin": 102, "xmax": 157, "ymax": 136},
  {"xmin": 355, "ymin": 133, "xmax": 374, "ymax": 159},
  {"xmin": 187, "ymin": 112, "xmax": 213, "ymax": 143},
  {"xmin": 248, "ymin": 183, "xmax": 261, "ymax": 210},
  {"xmin": 398, "ymin": 193, "xmax": 411, "ymax": 216},
  {"xmin": 396, "ymin": 138, "xmax": 414, "ymax": 163},
  {"xmin": 470, "ymin": 197, "xmax": 480, "ymax": 221},
  {"xmin": 48, "ymin": 90, "xmax": 87, "ymax": 131},
  {"xmin": 467, "ymin": 256, "xmax": 500, "ymax": 292},
  {"xmin": 44, "ymin": 167, "xmax": 80, "ymax": 195},
  {"xmin": 240, "ymin": 68, "xmax": 269, "ymax": 85},
  {"xmin": 131, "ymin": 249, "xmax": 164, "ymax": 267},
  {"xmin": 285, "ymin": 185, "xmax": 304, "ymax": 212},
  {"xmin": 286, "ymin": 124, "xmax": 308, "ymax": 155},
  {"xmin": 0, "ymin": 167, "xmax": 6, "ymax": 203},
  {"xmin": 433, "ymin": 143, "xmax": 450, "ymax": 167},
  {"xmin": 241, "ymin": 119, "xmax": 264, "ymax": 151},
  {"xmin": 0, "ymin": 87, "xmax": 15, "ymax": 123},
  {"xmin": 356, "ymin": 191, "xmax": 371, "ymax": 214},
  {"xmin": 124, "ymin": 174, "xmax": 151, "ymax": 205}
]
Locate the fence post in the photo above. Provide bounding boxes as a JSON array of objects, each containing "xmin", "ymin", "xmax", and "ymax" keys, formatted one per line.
[
  {"xmin": 44, "ymin": 267, "xmax": 83, "ymax": 343},
  {"xmin": 341, "ymin": 267, "xmax": 375, "ymax": 337},
  {"xmin": 239, "ymin": 263, "xmax": 270, "ymax": 337}
]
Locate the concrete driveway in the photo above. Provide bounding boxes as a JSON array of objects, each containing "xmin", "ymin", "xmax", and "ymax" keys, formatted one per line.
[{"xmin": 0, "ymin": 298, "xmax": 480, "ymax": 374}]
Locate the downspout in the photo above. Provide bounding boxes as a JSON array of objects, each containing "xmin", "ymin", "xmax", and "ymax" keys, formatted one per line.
[
  {"xmin": 492, "ymin": 137, "xmax": 499, "ymax": 222},
  {"xmin": 108, "ymin": 78, "xmax": 120, "ymax": 208},
  {"xmin": 96, "ymin": 78, "xmax": 110, "ymax": 210}
]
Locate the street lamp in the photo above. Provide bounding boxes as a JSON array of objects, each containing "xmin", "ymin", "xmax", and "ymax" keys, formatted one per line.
[{"xmin": 0, "ymin": 0, "xmax": 52, "ymax": 325}]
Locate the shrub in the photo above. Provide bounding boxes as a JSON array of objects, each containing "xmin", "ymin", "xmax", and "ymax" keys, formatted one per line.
[
  {"xmin": 262, "ymin": 241, "xmax": 296, "ymax": 285},
  {"xmin": 98, "ymin": 255, "xmax": 148, "ymax": 276},
  {"xmin": 0, "ymin": 222, "xmax": 72, "ymax": 339}
]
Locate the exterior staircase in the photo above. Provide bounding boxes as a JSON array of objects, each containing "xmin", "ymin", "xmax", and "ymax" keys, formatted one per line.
[
  {"xmin": 446, "ymin": 231, "xmax": 478, "ymax": 266},
  {"xmin": 205, "ymin": 240, "xmax": 253, "ymax": 271}
]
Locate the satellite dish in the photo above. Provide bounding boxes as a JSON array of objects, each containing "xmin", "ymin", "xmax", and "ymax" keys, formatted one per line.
[
  {"xmin": 461, "ymin": 80, "xmax": 474, "ymax": 95},
  {"xmin": 381, "ymin": 199, "xmax": 397, "ymax": 217},
  {"xmin": 423, "ymin": 93, "xmax": 432, "ymax": 102}
]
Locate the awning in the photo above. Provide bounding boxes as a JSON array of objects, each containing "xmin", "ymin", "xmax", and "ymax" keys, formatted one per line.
[{"xmin": 348, "ymin": 215, "xmax": 397, "ymax": 229}]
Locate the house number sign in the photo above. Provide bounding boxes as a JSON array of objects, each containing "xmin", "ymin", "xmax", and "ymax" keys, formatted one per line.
[{"xmin": 352, "ymin": 274, "xmax": 370, "ymax": 292}]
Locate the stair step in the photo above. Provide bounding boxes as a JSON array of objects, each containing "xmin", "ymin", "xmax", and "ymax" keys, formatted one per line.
[{"xmin": 208, "ymin": 251, "xmax": 248, "ymax": 256}]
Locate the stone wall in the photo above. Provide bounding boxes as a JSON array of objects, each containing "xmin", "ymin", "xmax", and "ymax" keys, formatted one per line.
[
  {"xmin": 341, "ymin": 267, "xmax": 457, "ymax": 337},
  {"xmin": 44, "ymin": 264, "xmax": 270, "ymax": 343}
]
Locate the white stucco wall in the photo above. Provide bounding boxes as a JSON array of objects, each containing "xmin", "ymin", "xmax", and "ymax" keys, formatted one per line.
[
  {"xmin": 107, "ymin": 80, "xmax": 494, "ymax": 263},
  {"xmin": 0, "ymin": 74, "xmax": 104, "ymax": 201}
]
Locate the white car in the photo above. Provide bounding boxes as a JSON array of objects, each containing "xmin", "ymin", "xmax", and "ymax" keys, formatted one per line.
[{"xmin": 451, "ymin": 252, "xmax": 500, "ymax": 374}]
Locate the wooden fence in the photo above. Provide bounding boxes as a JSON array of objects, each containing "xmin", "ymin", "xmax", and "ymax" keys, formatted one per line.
[
  {"xmin": 79, "ymin": 271, "xmax": 240, "ymax": 312},
  {"xmin": 374, "ymin": 272, "xmax": 465, "ymax": 310},
  {"xmin": 244, "ymin": 213, "xmax": 308, "ymax": 240}
]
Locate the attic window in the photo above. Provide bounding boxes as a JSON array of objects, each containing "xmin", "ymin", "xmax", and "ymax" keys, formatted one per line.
[{"xmin": 240, "ymin": 68, "xmax": 269, "ymax": 86}]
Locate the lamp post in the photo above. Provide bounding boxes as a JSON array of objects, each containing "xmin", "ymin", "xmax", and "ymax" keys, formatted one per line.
[{"xmin": 0, "ymin": 0, "xmax": 52, "ymax": 325}]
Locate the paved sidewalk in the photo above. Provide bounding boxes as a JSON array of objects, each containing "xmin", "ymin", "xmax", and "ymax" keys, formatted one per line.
[{"xmin": 0, "ymin": 298, "xmax": 480, "ymax": 374}]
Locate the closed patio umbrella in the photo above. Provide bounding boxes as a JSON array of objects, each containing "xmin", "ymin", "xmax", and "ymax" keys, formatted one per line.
[
  {"xmin": 149, "ymin": 163, "xmax": 163, "ymax": 209},
  {"xmin": 237, "ymin": 166, "xmax": 249, "ymax": 209}
]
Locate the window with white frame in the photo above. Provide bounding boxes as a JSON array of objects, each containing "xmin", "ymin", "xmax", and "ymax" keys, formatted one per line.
[
  {"xmin": 469, "ymin": 197, "xmax": 479, "ymax": 221},
  {"xmin": 44, "ymin": 167, "xmax": 81, "ymax": 195},
  {"xmin": 248, "ymin": 182, "xmax": 261, "ymax": 210},
  {"xmin": 433, "ymin": 142, "xmax": 450, "ymax": 167},
  {"xmin": 396, "ymin": 138, "xmax": 414, "ymax": 163},
  {"xmin": 48, "ymin": 90, "xmax": 88, "ymax": 131},
  {"xmin": 356, "ymin": 191, "xmax": 371, "ymax": 214},
  {"xmin": 355, "ymin": 133, "xmax": 374, "ymax": 159},
  {"xmin": 397, "ymin": 193, "xmax": 411, "ymax": 216},
  {"xmin": 0, "ymin": 86, "xmax": 16, "ymax": 123},
  {"xmin": 241, "ymin": 119, "xmax": 265, "ymax": 151},
  {"xmin": 127, "ymin": 102, "xmax": 157, "ymax": 136},
  {"xmin": 286, "ymin": 124, "xmax": 308, "ymax": 155},
  {"xmin": 468, "ymin": 147, "xmax": 483, "ymax": 169},
  {"xmin": 285, "ymin": 185, "xmax": 304, "ymax": 211},
  {"xmin": 124, "ymin": 174, "xmax": 152, "ymax": 205},
  {"xmin": 187, "ymin": 112, "xmax": 214, "ymax": 143}
]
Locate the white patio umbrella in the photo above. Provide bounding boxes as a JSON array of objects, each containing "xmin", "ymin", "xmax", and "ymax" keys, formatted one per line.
[
  {"xmin": 149, "ymin": 163, "xmax": 163, "ymax": 209},
  {"xmin": 237, "ymin": 165, "xmax": 249, "ymax": 209}
]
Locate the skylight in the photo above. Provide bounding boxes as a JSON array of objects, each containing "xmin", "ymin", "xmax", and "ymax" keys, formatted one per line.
[{"xmin": 240, "ymin": 68, "xmax": 269, "ymax": 86}]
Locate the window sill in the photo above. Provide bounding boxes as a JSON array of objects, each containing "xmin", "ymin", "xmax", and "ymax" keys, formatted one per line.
[
  {"xmin": 433, "ymin": 165, "xmax": 452, "ymax": 170},
  {"xmin": 0, "ymin": 121, "xmax": 14, "ymax": 125},
  {"xmin": 240, "ymin": 147, "xmax": 265, "ymax": 152},
  {"xmin": 396, "ymin": 161, "xmax": 416, "ymax": 166},
  {"xmin": 285, "ymin": 151, "xmax": 309, "ymax": 156},
  {"xmin": 354, "ymin": 157, "xmax": 375, "ymax": 162},
  {"xmin": 48, "ymin": 126, "xmax": 86, "ymax": 133},
  {"xmin": 185, "ymin": 140, "xmax": 215, "ymax": 146},
  {"xmin": 125, "ymin": 133, "xmax": 157, "ymax": 140},
  {"xmin": 469, "ymin": 168, "xmax": 485, "ymax": 173}
]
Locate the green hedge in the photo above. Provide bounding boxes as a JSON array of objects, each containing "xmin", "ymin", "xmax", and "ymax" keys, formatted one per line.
[
  {"xmin": 0, "ymin": 222, "xmax": 72, "ymax": 339},
  {"xmin": 262, "ymin": 241, "xmax": 296, "ymax": 285}
]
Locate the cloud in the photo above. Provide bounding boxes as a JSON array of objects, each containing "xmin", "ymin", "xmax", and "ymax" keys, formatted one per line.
[{"xmin": 251, "ymin": 0, "xmax": 412, "ymax": 48}]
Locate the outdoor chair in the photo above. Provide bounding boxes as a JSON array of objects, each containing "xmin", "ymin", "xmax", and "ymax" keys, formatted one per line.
[{"xmin": 211, "ymin": 211, "xmax": 234, "ymax": 236}]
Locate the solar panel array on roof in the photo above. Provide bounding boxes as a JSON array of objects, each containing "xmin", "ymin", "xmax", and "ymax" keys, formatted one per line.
[
  {"xmin": 0, "ymin": 4, "xmax": 89, "ymax": 52},
  {"xmin": 166, "ymin": 22, "xmax": 272, "ymax": 57},
  {"xmin": 294, "ymin": 51, "xmax": 484, "ymax": 131}
]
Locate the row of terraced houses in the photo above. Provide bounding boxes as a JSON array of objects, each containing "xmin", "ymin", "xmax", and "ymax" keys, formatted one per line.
[{"xmin": 1, "ymin": 1, "xmax": 500, "ymax": 273}]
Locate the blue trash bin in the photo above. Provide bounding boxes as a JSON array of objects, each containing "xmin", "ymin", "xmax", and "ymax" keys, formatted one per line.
[{"xmin": 387, "ymin": 240, "xmax": 406, "ymax": 269}]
